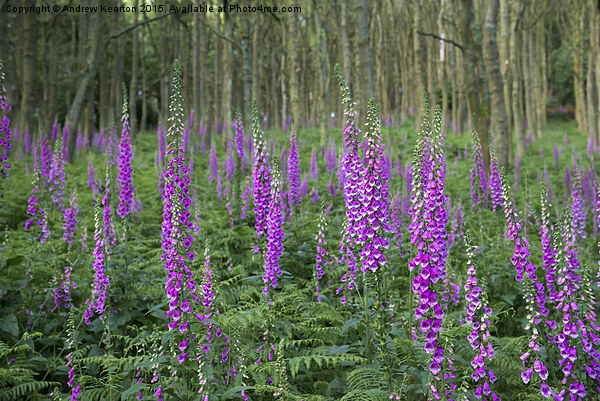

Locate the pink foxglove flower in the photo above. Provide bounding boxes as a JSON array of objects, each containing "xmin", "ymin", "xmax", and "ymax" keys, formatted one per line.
[
  {"xmin": 117, "ymin": 85, "xmax": 135, "ymax": 219},
  {"xmin": 161, "ymin": 61, "xmax": 199, "ymax": 366}
]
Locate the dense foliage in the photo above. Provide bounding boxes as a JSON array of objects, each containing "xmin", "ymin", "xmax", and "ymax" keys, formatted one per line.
[{"xmin": 1, "ymin": 63, "xmax": 600, "ymax": 401}]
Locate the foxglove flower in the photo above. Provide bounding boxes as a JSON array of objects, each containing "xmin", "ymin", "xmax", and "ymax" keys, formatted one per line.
[
  {"xmin": 48, "ymin": 132, "xmax": 66, "ymax": 211},
  {"xmin": 287, "ymin": 126, "xmax": 301, "ymax": 216},
  {"xmin": 208, "ymin": 144, "xmax": 218, "ymax": 183},
  {"xmin": 540, "ymin": 184, "xmax": 557, "ymax": 301},
  {"xmin": 489, "ymin": 145, "xmax": 503, "ymax": 211},
  {"xmin": 117, "ymin": 85, "xmax": 135, "ymax": 219},
  {"xmin": 310, "ymin": 148, "xmax": 319, "ymax": 181},
  {"xmin": 161, "ymin": 61, "xmax": 200, "ymax": 365},
  {"xmin": 63, "ymin": 193, "xmax": 80, "ymax": 245},
  {"xmin": 1, "ymin": 63, "xmax": 14, "ymax": 178},
  {"xmin": 251, "ymin": 100, "xmax": 272, "ymax": 240},
  {"xmin": 262, "ymin": 163, "xmax": 285, "ymax": 295},
  {"xmin": 355, "ymin": 98, "xmax": 390, "ymax": 274},
  {"xmin": 470, "ymin": 127, "xmax": 488, "ymax": 210},
  {"xmin": 500, "ymin": 168, "xmax": 521, "ymax": 242},
  {"xmin": 463, "ymin": 234, "xmax": 499, "ymax": 400},
  {"xmin": 334, "ymin": 64, "xmax": 364, "ymax": 301},
  {"xmin": 571, "ymin": 167, "xmax": 586, "ymax": 240},
  {"xmin": 84, "ymin": 204, "xmax": 109, "ymax": 324},
  {"xmin": 409, "ymin": 104, "xmax": 450, "ymax": 400},
  {"xmin": 314, "ymin": 200, "xmax": 329, "ymax": 301}
]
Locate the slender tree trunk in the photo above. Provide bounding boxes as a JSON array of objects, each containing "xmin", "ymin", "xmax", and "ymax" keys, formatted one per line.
[
  {"xmin": 18, "ymin": 11, "xmax": 37, "ymax": 133},
  {"xmin": 595, "ymin": 3, "xmax": 600, "ymax": 146},
  {"xmin": 483, "ymin": 0, "xmax": 510, "ymax": 168},
  {"xmin": 140, "ymin": 25, "xmax": 148, "ymax": 133},
  {"xmin": 458, "ymin": 0, "xmax": 490, "ymax": 171},
  {"xmin": 340, "ymin": 1, "xmax": 352, "ymax": 94},
  {"xmin": 193, "ymin": 0, "xmax": 201, "ymax": 135},
  {"xmin": 586, "ymin": 51, "xmax": 597, "ymax": 141},
  {"xmin": 288, "ymin": 13, "xmax": 301, "ymax": 124},
  {"xmin": 573, "ymin": 7, "xmax": 586, "ymax": 132},
  {"xmin": 221, "ymin": 4, "xmax": 233, "ymax": 135},
  {"xmin": 0, "ymin": 7, "xmax": 19, "ymax": 113},
  {"xmin": 500, "ymin": 0, "xmax": 512, "ymax": 159},
  {"xmin": 358, "ymin": 0, "xmax": 375, "ymax": 102},
  {"xmin": 413, "ymin": 0, "xmax": 427, "ymax": 128},
  {"xmin": 531, "ymin": 28, "xmax": 543, "ymax": 138},
  {"xmin": 43, "ymin": 16, "xmax": 58, "ymax": 136},
  {"xmin": 251, "ymin": 18, "xmax": 260, "ymax": 107},
  {"xmin": 313, "ymin": 0, "xmax": 329, "ymax": 147},
  {"xmin": 129, "ymin": 0, "xmax": 139, "ymax": 136},
  {"xmin": 65, "ymin": 1, "xmax": 105, "ymax": 162},
  {"xmin": 522, "ymin": 30, "xmax": 533, "ymax": 140},
  {"xmin": 510, "ymin": 0, "xmax": 525, "ymax": 158}
]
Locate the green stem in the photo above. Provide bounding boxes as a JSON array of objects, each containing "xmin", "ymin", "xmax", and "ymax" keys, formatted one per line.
[{"xmin": 363, "ymin": 272, "xmax": 372, "ymax": 365}]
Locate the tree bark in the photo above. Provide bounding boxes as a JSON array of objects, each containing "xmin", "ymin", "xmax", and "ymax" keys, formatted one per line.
[
  {"xmin": 413, "ymin": 0, "xmax": 427, "ymax": 128},
  {"xmin": 340, "ymin": 1, "xmax": 352, "ymax": 95},
  {"xmin": 595, "ymin": 3, "xmax": 600, "ymax": 146},
  {"xmin": 221, "ymin": 2, "xmax": 233, "ymax": 134},
  {"xmin": 65, "ymin": 1, "xmax": 104, "ymax": 162},
  {"xmin": 129, "ymin": 0, "xmax": 139, "ymax": 136},
  {"xmin": 510, "ymin": 0, "xmax": 525, "ymax": 159},
  {"xmin": 313, "ymin": 0, "xmax": 329, "ymax": 147},
  {"xmin": 457, "ymin": 0, "xmax": 490, "ymax": 171},
  {"xmin": 358, "ymin": 0, "xmax": 375, "ymax": 102},
  {"xmin": 18, "ymin": 10, "xmax": 37, "ymax": 133},
  {"xmin": 483, "ymin": 0, "xmax": 510, "ymax": 168},
  {"xmin": 573, "ymin": 5, "xmax": 586, "ymax": 132},
  {"xmin": 287, "ymin": 13, "xmax": 301, "ymax": 124}
]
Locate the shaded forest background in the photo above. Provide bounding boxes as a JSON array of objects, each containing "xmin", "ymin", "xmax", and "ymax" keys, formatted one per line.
[{"xmin": 2, "ymin": 0, "xmax": 600, "ymax": 168}]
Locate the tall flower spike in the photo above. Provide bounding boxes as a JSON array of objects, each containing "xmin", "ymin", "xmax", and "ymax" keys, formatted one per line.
[
  {"xmin": 84, "ymin": 203, "xmax": 108, "ymax": 325},
  {"xmin": 335, "ymin": 64, "xmax": 366, "ymax": 303},
  {"xmin": 287, "ymin": 122, "xmax": 301, "ymax": 218},
  {"xmin": 0, "ymin": 61, "xmax": 11, "ymax": 179},
  {"xmin": 470, "ymin": 126, "xmax": 488, "ymax": 210},
  {"xmin": 117, "ymin": 83, "xmax": 135, "ymax": 219},
  {"xmin": 251, "ymin": 100, "xmax": 272, "ymax": 241},
  {"xmin": 409, "ymin": 100, "xmax": 450, "ymax": 401},
  {"xmin": 356, "ymin": 98, "xmax": 390, "ymax": 274},
  {"xmin": 161, "ymin": 60, "xmax": 199, "ymax": 365},
  {"xmin": 262, "ymin": 160, "xmax": 285, "ymax": 296},
  {"xmin": 489, "ymin": 144, "xmax": 503, "ymax": 211},
  {"xmin": 463, "ymin": 232, "xmax": 499, "ymax": 400},
  {"xmin": 314, "ymin": 199, "xmax": 329, "ymax": 302}
]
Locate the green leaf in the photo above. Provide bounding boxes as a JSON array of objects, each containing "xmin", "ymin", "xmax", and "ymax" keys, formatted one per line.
[
  {"xmin": 121, "ymin": 382, "xmax": 146, "ymax": 400},
  {"xmin": 220, "ymin": 385, "xmax": 254, "ymax": 399},
  {"xmin": 145, "ymin": 300, "xmax": 167, "ymax": 315},
  {"xmin": 0, "ymin": 313, "xmax": 18, "ymax": 337},
  {"xmin": 342, "ymin": 318, "xmax": 360, "ymax": 334}
]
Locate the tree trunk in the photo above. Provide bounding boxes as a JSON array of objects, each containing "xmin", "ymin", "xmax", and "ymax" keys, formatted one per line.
[
  {"xmin": 140, "ymin": 23, "xmax": 148, "ymax": 134},
  {"xmin": 522, "ymin": 29, "xmax": 537, "ymax": 142},
  {"xmin": 221, "ymin": 4, "xmax": 233, "ymax": 135},
  {"xmin": 573, "ymin": 6, "xmax": 586, "ymax": 132},
  {"xmin": 500, "ymin": 0, "xmax": 512, "ymax": 159},
  {"xmin": 18, "ymin": 11, "xmax": 37, "ymax": 133},
  {"xmin": 358, "ymin": 0, "xmax": 375, "ymax": 102},
  {"xmin": 313, "ymin": 0, "xmax": 329, "ymax": 147},
  {"xmin": 413, "ymin": 0, "xmax": 427, "ymax": 128},
  {"xmin": 129, "ymin": 0, "xmax": 139, "ymax": 136},
  {"xmin": 595, "ymin": 3, "xmax": 600, "ymax": 146},
  {"xmin": 340, "ymin": 1, "xmax": 352, "ymax": 95},
  {"xmin": 65, "ymin": 1, "xmax": 105, "ymax": 162},
  {"xmin": 288, "ymin": 13, "xmax": 301, "ymax": 124},
  {"xmin": 483, "ymin": 0, "xmax": 510, "ymax": 168},
  {"xmin": 458, "ymin": 0, "xmax": 490, "ymax": 171},
  {"xmin": 193, "ymin": 0, "xmax": 201, "ymax": 135},
  {"xmin": 43, "ymin": 16, "xmax": 58, "ymax": 136},
  {"xmin": 510, "ymin": 0, "xmax": 525, "ymax": 159}
]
